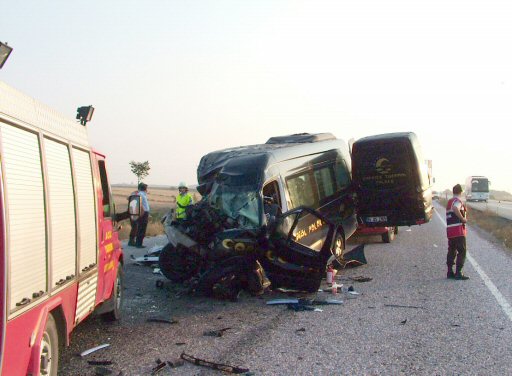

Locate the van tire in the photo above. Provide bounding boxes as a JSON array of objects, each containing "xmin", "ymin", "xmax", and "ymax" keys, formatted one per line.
[
  {"xmin": 330, "ymin": 231, "xmax": 345, "ymax": 269},
  {"xmin": 382, "ymin": 227, "xmax": 395, "ymax": 243},
  {"xmin": 158, "ymin": 243, "xmax": 201, "ymax": 282},
  {"xmin": 196, "ymin": 263, "xmax": 245, "ymax": 300},
  {"xmin": 40, "ymin": 313, "xmax": 59, "ymax": 376},
  {"xmin": 102, "ymin": 266, "xmax": 124, "ymax": 321}
]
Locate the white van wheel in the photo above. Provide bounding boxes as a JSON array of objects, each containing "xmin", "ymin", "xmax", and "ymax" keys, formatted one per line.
[{"xmin": 40, "ymin": 314, "xmax": 59, "ymax": 376}]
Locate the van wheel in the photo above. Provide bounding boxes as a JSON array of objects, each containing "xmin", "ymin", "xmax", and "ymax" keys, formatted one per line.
[
  {"xmin": 159, "ymin": 243, "xmax": 201, "ymax": 282},
  {"xmin": 382, "ymin": 227, "xmax": 395, "ymax": 243},
  {"xmin": 330, "ymin": 232, "xmax": 345, "ymax": 269},
  {"xmin": 40, "ymin": 314, "xmax": 59, "ymax": 376},
  {"xmin": 102, "ymin": 266, "xmax": 124, "ymax": 321},
  {"xmin": 196, "ymin": 264, "xmax": 244, "ymax": 300}
]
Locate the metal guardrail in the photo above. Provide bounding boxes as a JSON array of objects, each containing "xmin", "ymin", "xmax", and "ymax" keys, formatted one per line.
[{"xmin": 466, "ymin": 200, "xmax": 512, "ymax": 221}]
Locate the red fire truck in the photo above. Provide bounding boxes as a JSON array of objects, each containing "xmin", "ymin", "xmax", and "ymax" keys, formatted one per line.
[{"xmin": 0, "ymin": 81, "xmax": 124, "ymax": 375}]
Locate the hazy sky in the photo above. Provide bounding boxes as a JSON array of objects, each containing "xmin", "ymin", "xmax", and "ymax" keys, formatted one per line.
[{"xmin": 2, "ymin": 1, "xmax": 511, "ymax": 192}]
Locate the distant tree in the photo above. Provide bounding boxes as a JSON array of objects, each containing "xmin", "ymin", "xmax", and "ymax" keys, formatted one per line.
[{"xmin": 129, "ymin": 160, "xmax": 150, "ymax": 185}]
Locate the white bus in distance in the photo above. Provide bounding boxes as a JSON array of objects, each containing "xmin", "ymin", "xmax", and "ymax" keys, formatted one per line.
[{"xmin": 465, "ymin": 176, "xmax": 490, "ymax": 202}]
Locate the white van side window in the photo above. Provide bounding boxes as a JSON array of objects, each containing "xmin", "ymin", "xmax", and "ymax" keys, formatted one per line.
[
  {"xmin": 286, "ymin": 173, "xmax": 317, "ymax": 209},
  {"xmin": 334, "ymin": 159, "xmax": 351, "ymax": 190},
  {"xmin": 314, "ymin": 166, "xmax": 335, "ymax": 201}
]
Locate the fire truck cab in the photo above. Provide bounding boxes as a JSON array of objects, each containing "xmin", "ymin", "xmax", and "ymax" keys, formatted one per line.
[{"xmin": 0, "ymin": 81, "xmax": 124, "ymax": 376}]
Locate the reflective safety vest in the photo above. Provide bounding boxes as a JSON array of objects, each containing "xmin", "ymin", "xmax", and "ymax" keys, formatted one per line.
[
  {"xmin": 176, "ymin": 193, "xmax": 192, "ymax": 219},
  {"xmin": 446, "ymin": 197, "xmax": 466, "ymax": 238}
]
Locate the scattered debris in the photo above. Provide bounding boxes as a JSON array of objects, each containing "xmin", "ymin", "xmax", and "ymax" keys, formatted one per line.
[
  {"xmin": 203, "ymin": 327, "xmax": 232, "ymax": 337},
  {"xmin": 175, "ymin": 342, "xmax": 186, "ymax": 346},
  {"xmin": 296, "ymin": 327, "xmax": 306, "ymax": 332},
  {"xmin": 153, "ymin": 268, "xmax": 162, "ymax": 275},
  {"xmin": 433, "ymin": 244, "xmax": 438, "ymax": 248},
  {"xmin": 88, "ymin": 360, "xmax": 113, "ymax": 366},
  {"xmin": 349, "ymin": 276, "xmax": 373, "ymax": 283},
  {"xmin": 147, "ymin": 317, "xmax": 179, "ymax": 324},
  {"xmin": 150, "ymin": 360, "xmax": 167, "ymax": 375},
  {"xmin": 155, "ymin": 280, "xmax": 164, "ymax": 289},
  {"xmin": 451, "ymin": 324, "xmax": 460, "ymax": 327},
  {"xmin": 181, "ymin": 352, "xmax": 249, "ymax": 374},
  {"xmin": 266, "ymin": 299, "xmax": 301, "ymax": 305},
  {"xmin": 167, "ymin": 358, "xmax": 185, "ymax": 368},
  {"xmin": 130, "ymin": 255, "xmax": 159, "ymax": 264},
  {"xmin": 340, "ymin": 245, "xmax": 367, "ymax": 268},
  {"xmin": 384, "ymin": 304, "xmax": 424, "ymax": 309},
  {"xmin": 400, "ymin": 319, "xmax": 407, "ymax": 325},
  {"xmin": 95, "ymin": 366, "xmax": 113, "ymax": 375},
  {"xmin": 267, "ymin": 298, "xmax": 342, "ymax": 306},
  {"xmin": 406, "ymin": 229, "xmax": 412, "ymax": 232},
  {"xmin": 147, "ymin": 245, "xmax": 164, "ymax": 257},
  {"xmin": 80, "ymin": 344, "xmax": 110, "ymax": 357},
  {"xmin": 287, "ymin": 304, "xmax": 323, "ymax": 312}
]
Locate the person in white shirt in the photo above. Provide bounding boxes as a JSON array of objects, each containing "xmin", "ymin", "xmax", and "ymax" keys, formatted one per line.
[{"xmin": 135, "ymin": 183, "xmax": 150, "ymax": 248}]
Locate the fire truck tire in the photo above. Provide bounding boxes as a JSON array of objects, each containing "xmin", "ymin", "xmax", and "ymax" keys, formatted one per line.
[
  {"xmin": 102, "ymin": 266, "xmax": 124, "ymax": 321},
  {"xmin": 158, "ymin": 243, "xmax": 201, "ymax": 282},
  {"xmin": 40, "ymin": 313, "xmax": 59, "ymax": 376}
]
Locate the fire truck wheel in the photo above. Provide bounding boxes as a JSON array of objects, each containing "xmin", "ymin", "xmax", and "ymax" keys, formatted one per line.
[
  {"xmin": 102, "ymin": 266, "xmax": 124, "ymax": 321},
  {"xmin": 40, "ymin": 313, "xmax": 59, "ymax": 376}
]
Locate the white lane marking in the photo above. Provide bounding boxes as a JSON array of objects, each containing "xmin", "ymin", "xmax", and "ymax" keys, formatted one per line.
[{"xmin": 434, "ymin": 209, "xmax": 512, "ymax": 322}]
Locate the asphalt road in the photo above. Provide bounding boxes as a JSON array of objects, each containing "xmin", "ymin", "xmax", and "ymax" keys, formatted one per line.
[{"xmin": 60, "ymin": 203, "xmax": 512, "ymax": 375}]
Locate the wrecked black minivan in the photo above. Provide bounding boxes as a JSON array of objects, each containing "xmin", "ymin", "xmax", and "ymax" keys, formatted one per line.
[
  {"xmin": 351, "ymin": 132, "xmax": 433, "ymax": 227},
  {"xmin": 159, "ymin": 133, "xmax": 356, "ymax": 296}
]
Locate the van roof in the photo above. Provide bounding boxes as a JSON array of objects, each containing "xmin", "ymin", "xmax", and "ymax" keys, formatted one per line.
[
  {"xmin": 353, "ymin": 131, "xmax": 417, "ymax": 145},
  {"xmin": 197, "ymin": 133, "xmax": 347, "ymax": 185}
]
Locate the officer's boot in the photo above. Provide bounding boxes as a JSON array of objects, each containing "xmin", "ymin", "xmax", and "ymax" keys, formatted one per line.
[
  {"xmin": 454, "ymin": 266, "xmax": 469, "ymax": 280},
  {"xmin": 447, "ymin": 265, "xmax": 455, "ymax": 279}
]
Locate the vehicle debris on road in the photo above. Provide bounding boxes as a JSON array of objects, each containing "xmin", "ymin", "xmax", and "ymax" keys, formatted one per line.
[
  {"xmin": 79, "ymin": 343, "xmax": 111, "ymax": 357},
  {"xmin": 203, "ymin": 327, "xmax": 232, "ymax": 337},
  {"xmin": 146, "ymin": 317, "xmax": 179, "ymax": 324},
  {"xmin": 349, "ymin": 276, "xmax": 373, "ymax": 282},
  {"xmin": 181, "ymin": 352, "xmax": 250, "ymax": 374}
]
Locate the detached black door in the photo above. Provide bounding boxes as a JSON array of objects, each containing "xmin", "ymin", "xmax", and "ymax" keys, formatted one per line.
[{"xmin": 262, "ymin": 207, "xmax": 335, "ymax": 292}]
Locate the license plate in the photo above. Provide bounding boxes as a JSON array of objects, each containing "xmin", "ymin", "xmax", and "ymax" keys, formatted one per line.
[{"xmin": 366, "ymin": 216, "xmax": 387, "ymax": 223}]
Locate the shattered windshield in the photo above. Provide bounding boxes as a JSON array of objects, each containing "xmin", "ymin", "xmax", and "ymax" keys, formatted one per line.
[{"xmin": 208, "ymin": 184, "xmax": 261, "ymax": 228}]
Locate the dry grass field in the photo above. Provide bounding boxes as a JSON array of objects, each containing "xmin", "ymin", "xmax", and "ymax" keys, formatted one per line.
[{"xmin": 112, "ymin": 185, "xmax": 201, "ymax": 240}]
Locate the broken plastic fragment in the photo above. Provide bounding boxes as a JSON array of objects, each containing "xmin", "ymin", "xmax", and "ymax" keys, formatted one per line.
[
  {"xmin": 203, "ymin": 327, "xmax": 232, "ymax": 337},
  {"xmin": 146, "ymin": 317, "xmax": 178, "ymax": 324},
  {"xmin": 80, "ymin": 344, "xmax": 110, "ymax": 357},
  {"xmin": 181, "ymin": 352, "xmax": 249, "ymax": 374}
]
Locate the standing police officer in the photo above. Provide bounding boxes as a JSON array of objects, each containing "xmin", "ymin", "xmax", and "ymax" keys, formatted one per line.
[{"xmin": 445, "ymin": 184, "xmax": 469, "ymax": 280}]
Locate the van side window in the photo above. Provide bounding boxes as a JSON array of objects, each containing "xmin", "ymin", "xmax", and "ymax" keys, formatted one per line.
[
  {"xmin": 334, "ymin": 159, "xmax": 351, "ymax": 190},
  {"xmin": 262, "ymin": 180, "xmax": 282, "ymax": 208},
  {"xmin": 98, "ymin": 160, "xmax": 111, "ymax": 218},
  {"xmin": 314, "ymin": 166, "xmax": 335, "ymax": 201},
  {"xmin": 286, "ymin": 173, "xmax": 317, "ymax": 209}
]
